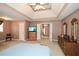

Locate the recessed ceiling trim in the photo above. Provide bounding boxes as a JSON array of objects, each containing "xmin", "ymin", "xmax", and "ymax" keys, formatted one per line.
[
  {"xmin": 62, "ymin": 8, "xmax": 79, "ymax": 21},
  {"xmin": 5, "ymin": 3, "xmax": 32, "ymax": 21},
  {"xmin": 57, "ymin": 3, "xmax": 68, "ymax": 18}
]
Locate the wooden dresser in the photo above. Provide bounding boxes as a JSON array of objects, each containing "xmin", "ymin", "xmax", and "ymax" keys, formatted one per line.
[{"xmin": 58, "ymin": 36, "xmax": 78, "ymax": 56}]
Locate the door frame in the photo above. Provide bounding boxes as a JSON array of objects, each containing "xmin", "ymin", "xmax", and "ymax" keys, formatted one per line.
[{"xmin": 37, "ymin": 23, "xmax": 53, "ymax": 41}]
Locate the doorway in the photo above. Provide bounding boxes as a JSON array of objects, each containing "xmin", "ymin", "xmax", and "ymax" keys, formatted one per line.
[
  {"xmin": 37, "ymin": 23, "xmax": 52, "ymax": 41},
  {"xmin": 41, "ymin": 24, "xmax": 50, "ymax": 39}
]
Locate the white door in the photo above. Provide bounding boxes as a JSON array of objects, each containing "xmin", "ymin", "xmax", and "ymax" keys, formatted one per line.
[
  {"xmin": 37, "ymin": 24, "xmax": 41, "ymax": 40},
  {"xmin": 19, "ymin": 22, "xmax": 25, "ymax": 41}
]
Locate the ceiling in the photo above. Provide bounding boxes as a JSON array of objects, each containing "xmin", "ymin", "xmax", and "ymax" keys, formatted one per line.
[{"xmin": 0, "ymin": 3, "xmax": 79, "ymax": 21}]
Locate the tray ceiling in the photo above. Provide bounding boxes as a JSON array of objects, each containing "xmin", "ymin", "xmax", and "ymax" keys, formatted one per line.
[{"xmin": 0, "ymin": 3, "xmax": 79, "ymax": 21}]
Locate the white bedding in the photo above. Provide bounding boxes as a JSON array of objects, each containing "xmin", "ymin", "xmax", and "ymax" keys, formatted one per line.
[{"xmin": 0, "ymin": 43, "xmax": 50, "ymax": 56}]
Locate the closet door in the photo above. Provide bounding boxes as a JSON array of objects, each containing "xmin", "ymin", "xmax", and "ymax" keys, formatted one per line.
[
  {"xmin": 37, "ymin": 24, "xmax": 41, "ymax": 40},
  {"xmin": 19, "ymin": 22, "xmax": 25, "ymax": 41}
]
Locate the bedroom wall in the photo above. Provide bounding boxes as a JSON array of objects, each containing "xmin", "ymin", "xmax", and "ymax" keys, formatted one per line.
[
  {"xmin": 11, "ymin": 21, "xmax": 19, "ymax": 39},
  {"xmin": 11, "ymin": 20, "xmax": 29, "ymax": 40},
  {"xmin": 25, "ymin": 20, "xmax": 29, "ymax": 40},
  {"xmin": 31, "ymin": 20, "xmax": 62, "ymax": 41},
  {"xmin": 0, "ymin": 20, "xmax": 12, "ymax": 40},
  {"xmin": 0, "ymin": 19, "xmax": 29, "ymax": 40},
  {"xmin": 62, "ymin": 9, "xmax": 79, "ymax": 36},
  {"xmin": 52, "ymin": 21, "xmax": 62, "ymax": 41}
]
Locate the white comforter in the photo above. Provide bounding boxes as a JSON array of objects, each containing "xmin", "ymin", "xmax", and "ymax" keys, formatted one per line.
[{"xmin": 0, "ymin": 43, "xmax": 50, "ymax": 56}]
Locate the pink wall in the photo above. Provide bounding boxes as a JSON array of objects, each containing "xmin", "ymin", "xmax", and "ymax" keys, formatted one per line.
[
  {"xmin": 62, "ymin": 9, "xmax": 79, "ymax": 36},
  {"xmin": 31, "ymin": 20, "xmax": 62, "ymax": 40},
  {"xmin": 11, "ymin": 21, "xmax": 19, "ymax": 39},
  {"xmin": 0, "ymin": 20, "xmax": 12, "ymax": 40},
  {"xmin": 11, "ymin": 20, "xmax": 29, "ymax": 39},
  {"xmin": 52, "ymin": 21, "xmax": 62, "ymax": 40}
]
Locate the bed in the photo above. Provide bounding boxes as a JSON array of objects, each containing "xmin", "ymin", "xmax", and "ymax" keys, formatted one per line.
[{"xmin": 0, "ymin": 43, "xmax": 50, "ymax": 56}]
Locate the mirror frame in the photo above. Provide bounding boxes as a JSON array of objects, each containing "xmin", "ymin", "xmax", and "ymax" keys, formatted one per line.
[{"xmin": 71, "ymin": 18, "xmax": 78, "ymax": 41}]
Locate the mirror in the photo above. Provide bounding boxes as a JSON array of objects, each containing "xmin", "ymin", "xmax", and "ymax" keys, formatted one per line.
[
  {"xmin": 63, "ymin": 22, "xmax": 67, "ymax": 35},
  {"xmin": 71, "ymin": 18, "xmax": 78, "ymax": 41}
]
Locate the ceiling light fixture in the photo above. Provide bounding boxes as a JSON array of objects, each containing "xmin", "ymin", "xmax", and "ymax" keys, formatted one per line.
[
  {"xmin": 34, "ymin": 4, "xmax": 46, "ymax": 11},
  {"xmin": 28, "ymin": 3, "xmax": 50, "ymax": 11}
]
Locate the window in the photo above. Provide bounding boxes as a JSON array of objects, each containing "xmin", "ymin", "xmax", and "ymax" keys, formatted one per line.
[{"xmin": 0, "ymin": 23, "xmax": 3, "ymax": 32}]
